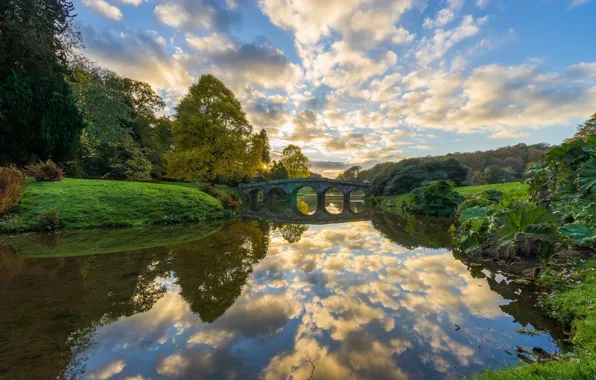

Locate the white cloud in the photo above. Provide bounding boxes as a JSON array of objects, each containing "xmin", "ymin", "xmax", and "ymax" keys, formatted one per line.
[
  {"xmin": 82, "ymin": 0, "xmax": 123, "ymax": 20},
  {"xmin": 119, "ymin": 0, "xmax": 143, "ymax": 5},
  {"xmin": 88, "ymin": 360, "xmax": 125, "ymax": 380},
  {"xmin": 186, "ymin": 33, "xmax": 235, "ymax": 53},
  {"xmin": 423, "ymin": 8, "xmax": 456, "ymax": 29},
  {"xmin": 475, "ymin": 0, "xmax": 491, "ymax": 8},
  {"xmin": 569, "ymin": 0, "xmax": 590, "ymax": 9},
  {"xmin": 489, "ymin": 130, "xmax": 530, "ymax": 139},
  {"xmin": 416, "ymin": 15, "xmax": 488, "ymax": 65}
]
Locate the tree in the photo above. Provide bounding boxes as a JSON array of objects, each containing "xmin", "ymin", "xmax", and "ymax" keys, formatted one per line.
[
  {"xmin": 0, "ymin": 0, "xmax": 85, "ymax": 165},
  {"xmin": 259, "ymin": 129, "xmax": 271, "ymax": 164},
  {"xmin": 280, "ymin": 145, "xmax": 310, "ymax": 178},
  {"xmin": 268, "ymin": 160, "xmax": 288, "ymax": 180},
  {"xmin": 165, "ymin": 75, "xmax": 262, "ymax": 181},
  {"xmin": 337, "ymin": 165, "xmax": 361, "ymax": 180},
  {"xmin": 575, "ymin": 112, "xmax": 596, "ymax": 140}
]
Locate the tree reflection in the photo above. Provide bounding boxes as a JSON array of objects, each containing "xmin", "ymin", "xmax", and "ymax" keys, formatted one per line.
[
  {"xmin": 371, "ymin": 211, "xmax": 453, "ymax": 249},
  {"xmin": 171, "ymin": 220, "xmax": 268, "ymax": 322},
  {"xmin": 270, "ymin": 222, "xmax": 309, "ymax": 243}
]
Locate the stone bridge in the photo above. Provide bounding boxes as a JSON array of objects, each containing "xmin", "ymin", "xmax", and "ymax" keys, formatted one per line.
[{"xmin": 239, "ymin": 178, "xmax": 371, "ymax": 220}]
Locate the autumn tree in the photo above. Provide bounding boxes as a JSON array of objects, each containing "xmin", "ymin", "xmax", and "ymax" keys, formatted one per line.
[
  {"xmin": 280, "ymin": 145, "xmax": 310, "ymax": 178},
  {"xmin": 166, "ymin": 75, "xmax": 263, "ymax": 181}
]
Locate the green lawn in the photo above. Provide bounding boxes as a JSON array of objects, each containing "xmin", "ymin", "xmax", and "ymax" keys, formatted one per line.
[
  {"xmin": 454, "ymin": 182, "xmax": 529, "ymax": 202},
  {"xmin": 156, "ymin": 181, "xmax": 244, "ymax": 203},
  {"xmin": 1, "ymin": 178, "xmax": 230, "ymax": 232}
]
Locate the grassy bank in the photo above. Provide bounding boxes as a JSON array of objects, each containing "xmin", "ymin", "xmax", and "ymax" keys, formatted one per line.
[
  {"xmin": 379, "ymin": 182, "xmax": 529, "ymax": 215},
  {"xmin": 1, "ymin": 178, "xmax": 231, "ymax": 233}
]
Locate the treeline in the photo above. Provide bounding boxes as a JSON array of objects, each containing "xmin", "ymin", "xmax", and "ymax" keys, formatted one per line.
[
  {"xmin": 0, "ymin": 0, "xmax": 170, "ymax": 181},
  {"xmin": 340, "ymin": 143, "xmax": 552, "ymax": 196},
  {"xmin": 0, "ymin": 0, "xmax": 314, "ymax": 186}
]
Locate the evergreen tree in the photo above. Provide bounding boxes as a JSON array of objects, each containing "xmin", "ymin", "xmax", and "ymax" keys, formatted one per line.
[
  {"xmin": 259, "ymin": 129, "xmax": 271, "ymax": 164},
  {"xmin": 0, "ymin": 0, "xmax": 84, "ymax": 164}
]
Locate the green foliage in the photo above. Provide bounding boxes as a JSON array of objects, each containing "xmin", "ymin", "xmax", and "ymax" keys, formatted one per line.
[
  {"xmin": 280, "ymin": 144, "xmax": 310, "ymax": 178},
  {"xmin": 24, "ymin": 159, "xmax": 64, "ymax": 181},
  {"xmin": 371, "ymin": 158, "xmax": 468, "ymax": 196},
  {"xmin": 268, "ymin": 160, "xmax": 289, "ymax": 180},
  {"xmin": 403, "ymin": 180, "xmax": 463, "ymax": 217},
  {"xmin": 109, "ymin": 136, "xmax": 152, "ymax": 182},
  {"xmin": 0, "ymin": 179, "xmax": 230, "ymax": 232},
  {"xmin": 577, "ymin": 159, "xmax": 596, "ymax": 195},
  {"xmin": 539, "ymin": 260, "xmax": 596, "ymax": 353},
  {"xmin": 575, "ymin": 112, "xmax": 596, "ymax": 140},
  {"xmin": 337, "ymin": 165, "xmax": 361, "ymax": 180},
  {"xmin": 471, "ymin": 356, "xmax": 596, "ymax": 380},
  {"xmin": 166, "ymin": 74, "xmax": 262, "ymax": 181},
  {"xmin": 65, "ymin": 56, "xmax": 170, "ymax": 180},
  {"xmin": 0, "ymin": 166, "xmax": 27, "ymax": 215},
  {"xmin": 560, "ymin": 224, "xmax": 596, "ymax": 247},
  {"xmin": 0, "ymin": 0, "xmax": 84, "ymax": 165},
  {"xmin": 496, "ymin": 203, "xmax": 559, "ymax": 257},
  {"xmin": 38, "ymin": 209, "xmax": 61, "ymax": 231},
  {"xmin": 259, "ymin": 129, "xmax": 271, "ymax": 164}
]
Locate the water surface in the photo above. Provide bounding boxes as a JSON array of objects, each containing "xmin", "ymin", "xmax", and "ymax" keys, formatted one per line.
[{"xmin": 0, "ymin": 213, "xmax": 563, "ymax": 379}]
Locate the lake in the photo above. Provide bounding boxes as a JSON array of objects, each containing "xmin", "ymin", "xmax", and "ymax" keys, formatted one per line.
[{"xmin": 0, "ymin": 202, "xmax": 564, "ymax": 379}]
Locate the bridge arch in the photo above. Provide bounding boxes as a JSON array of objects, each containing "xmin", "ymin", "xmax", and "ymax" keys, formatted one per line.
[{"xmin": 240, "ymin": 178, "xmax": 371, "ymax": 217}]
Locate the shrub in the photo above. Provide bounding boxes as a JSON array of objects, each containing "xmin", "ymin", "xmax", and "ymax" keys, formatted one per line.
[
  {"xmin": 482, "ymin": 189, "xmax": 504, "ymax": 203},
  {"xmin": 38, "ymin": 209, "xmax": 61, "ymax": 230},
  {"xmin": 219, "ymin": 192, "xmax": 240, "ymax": 212},
  {"xmin": 0, "ymin": 166, "xmax": 27, "ymax": 215},
  {"xmin": 404, "ymin": 180, "xmax": 463, "ymax": 217},
  {"xmin": 199, "ymin": 184, "xmax": 220, "ymax": 198},
  {"xmin": 24, "ymin": 159, "xmax": 64, "ymax": 181}
]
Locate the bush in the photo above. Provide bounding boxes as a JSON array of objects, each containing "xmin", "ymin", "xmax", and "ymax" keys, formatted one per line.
[
  {"xmin": 199, "ymin": 184, "xmax": 220, "ymax": 198},
  {"xmin": 219, "ymin": 192, "xmax": 240, "ymax": 212},
  {"xmin": 0, "ymin": 166, "xmax": 27, "ymax": 215},
  {"xmin": 404, "ymin": 180, "xmax": 463, "ymax": 217},
  {"xmin": 24, "ymin": 160, "xmax": 64, "ymax": 181},
  {"xmin": 38, "ymin": 209, "xmax": 61, "ymax": 230}
]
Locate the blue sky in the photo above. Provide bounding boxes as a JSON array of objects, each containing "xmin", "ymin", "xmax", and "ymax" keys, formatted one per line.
[{"xmin": 75, "ymin": 0, "xmax": 596, "ymax": 176}]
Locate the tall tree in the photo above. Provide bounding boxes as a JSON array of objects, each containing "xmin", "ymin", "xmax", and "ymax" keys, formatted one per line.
[
  {"xmin": 0, "ymin": 0, "xmax": 84, "ymax": 165},
  {"xmin": 165, "ymin": 74, "xmax": 262, "ymax": 181},
  {"xmin": 259, "ymin": 129, "xmax": 271, "ymax": 164},
  {"xmin": 280, "ymin": 144, "xmax": 310, "ymax": 178},
  {"xmin": 268, "ymin": 160, "xmax": 288, "ymax": 180}
]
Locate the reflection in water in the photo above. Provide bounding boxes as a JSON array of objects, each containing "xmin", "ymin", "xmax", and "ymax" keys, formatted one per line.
[{"xmin": 0, "ymin": 217, "xmax": 563, "ymax": 380}]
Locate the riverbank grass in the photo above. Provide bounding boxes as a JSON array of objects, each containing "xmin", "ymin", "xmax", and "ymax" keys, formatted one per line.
[{"xmin": 0, "ymin": 178, "xmax": 230, "ymax": 232}]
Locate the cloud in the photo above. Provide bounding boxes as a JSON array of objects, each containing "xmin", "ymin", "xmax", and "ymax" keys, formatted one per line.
[
  {"xmin": 398, "ymin": 62, "xmax": 596, "ymax": 132},
  {"xmin": 88, "ymin": 360, "xmax": 125, "ymax": 380},
  {"xmin": 154, "ymin": 0, "xmax": 241, "ymax": 32},
  {"xmin": 186, "ymin": 32, "xmax": 235, "ymax": 53},
  {"xmin": 475, "ymin": 0, "xmax": 491, "ymax": 8},
  {"xmin": 283, "ymin": 110, "xmax": 326, "ymax": 142},
  {"xmin": 489, "ymin": 130, "xmax": 529, "ymax": 139},
  {"xmin": 416, "ymin": 15, "xmax": 488, "ymax": 65},
  {"xmin": 423, "ymin": 9, "xmax": 456, "ymax": 29},
  {"xmin": 259, "ymin": 0, "xmax": 416, "ymax": 49},
  {"xmin": 324, "ymin": 133, "xmax": 367, "ymax": 152},
  {"xmin": 82, "ymin": 0, "xmax": 123, "ymax": 20},
  {"xmin": 569, "ymin": 0, "xmax": 590, "ymax": 9}
]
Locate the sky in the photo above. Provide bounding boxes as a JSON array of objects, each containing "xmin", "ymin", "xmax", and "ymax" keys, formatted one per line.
[{"xmin": 74, "ymin": 0, "xmax": 596, "ymax": 177}]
